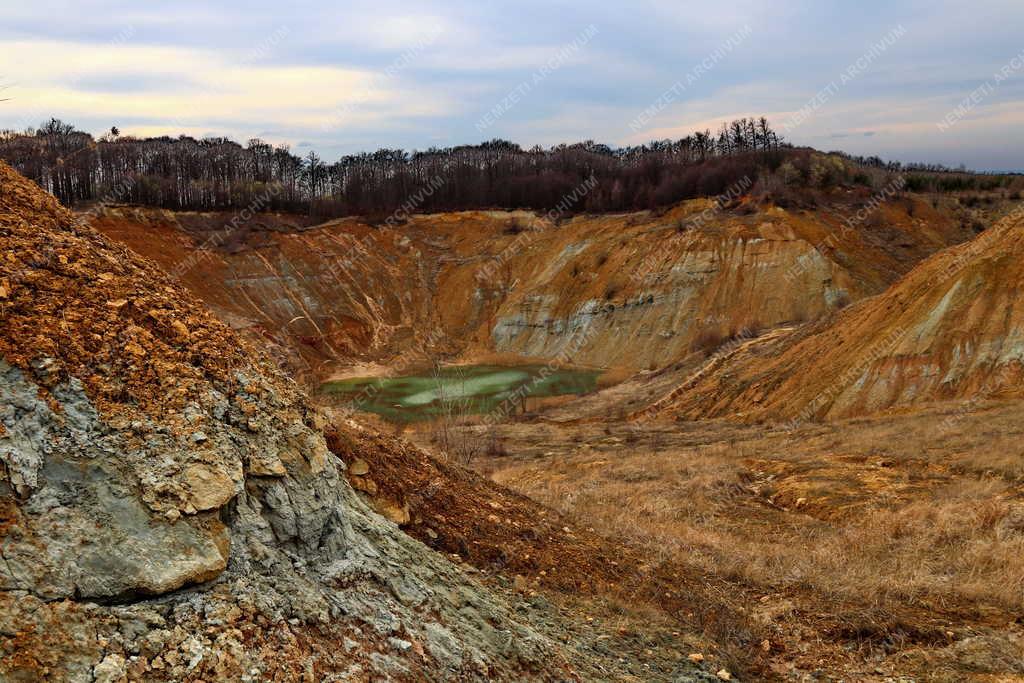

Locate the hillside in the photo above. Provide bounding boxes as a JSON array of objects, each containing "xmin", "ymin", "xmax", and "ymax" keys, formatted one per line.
[
  {"xmin": 90, "ymin": 191, "xmax": 972, "ymax": 382},
  {"xmin": 646, "ymin": 205, "xmax": 1024, "ymax": 422},
  {"xmin": 0, "ymin": 160, "xmax": 729, "ymax": 681}
]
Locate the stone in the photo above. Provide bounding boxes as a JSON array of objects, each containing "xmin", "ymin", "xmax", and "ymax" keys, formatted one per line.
[
  {"xmin": 93, "ymin": 654, "xmax": 127, "ymax": 683},
  {"xmin": 352, "ymin": 476, "xmax": 378, "ymax": 495},
  {"xmin": 388, "ymin": 638, "xmax": 413, "ymax": 652},
  {"xmin": 171, "ymin": 320, "xmax": 190, "ymax": 340},
  {"xmin": 181, "ymin": 462, "xmax": 239, "ymax": 512},
  {"xmin": 376, "ymin": 497, "xmax": 411, "ymax": 525},
  {"xmin": 125, "ymin": 341, "xmax": 146, "ymax": 357},
  {"xmin": 349, "ymin": 458, "xmax": 370, "ymax": 476},
  {"xmin": 248, "ymin": 453, "xmax": 287, "ymax": 476}
]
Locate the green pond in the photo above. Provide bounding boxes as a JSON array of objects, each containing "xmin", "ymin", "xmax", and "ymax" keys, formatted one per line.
[{"xmin": 320, "ymin": 364, "xmax": 601, "ymax": 423}]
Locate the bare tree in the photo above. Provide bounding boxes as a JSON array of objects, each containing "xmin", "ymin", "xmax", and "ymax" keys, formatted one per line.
[{"xmin": 0, "ymin": 116, "xmax": 788, "ymax": 215}]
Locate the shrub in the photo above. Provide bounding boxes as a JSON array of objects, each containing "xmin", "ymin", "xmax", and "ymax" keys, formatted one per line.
[{"xmin": 778, "ymin": 161, "xmax": 800, "ymax": 186}]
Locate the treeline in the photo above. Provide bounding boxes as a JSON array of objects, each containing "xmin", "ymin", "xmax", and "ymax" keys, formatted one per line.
[
  {"xmin": 831, "ymin": 151, "xmax": 1021, "ymax": 193},
  {"xmin": 0, "ymin": 117, "xmax": 787, "ymax": 217}
]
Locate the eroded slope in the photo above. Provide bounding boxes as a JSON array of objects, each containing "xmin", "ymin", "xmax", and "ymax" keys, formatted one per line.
[
  {"xmin": 91, "ymin": 193, "xmax": 971, "ymax": 381},
  {"xmin": 650, "ymin": 206, "xmax": 1024, "ymax": 422}
]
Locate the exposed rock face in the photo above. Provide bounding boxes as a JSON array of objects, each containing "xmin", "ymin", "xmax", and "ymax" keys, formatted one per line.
[
  {"xmin": 482, "ymin": 198, "xmax": 969, "ymax": 370},
  {"xmin": 650, "ymin": 206, "xmax": 1024, "ymax": 422},
  {"xmin": 92, "ymin": 195, "xmax": 970, "ymax": 378},
  {"xmin": 1, "ymin": 360, "xmax": 230, "ymax": 600},
  {"xmin": 0, "ymin": 162, "xmax": 643, "ymax": 680},
  {"xmin": 91, "ymin": 208, "xmax": 443, "ymax": 380}
]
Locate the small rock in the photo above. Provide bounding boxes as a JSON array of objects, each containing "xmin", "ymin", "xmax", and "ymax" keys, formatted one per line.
[
  {"xmin": 171, "ymin": 320, "xmax": 190, "ymax": 340},
  {"xmin": 93, "ymin": 654, "xmax": 127, "ymax": 683},
  {"xmin": 376, "ymin": 498, "xmax": 410, "ymax": 525},
  {"xmin": 29, "ymin": 357, "xmax": 61, "ymax": 384},
  {"xmin": 388, "ymin": 637, "xmax": 412, "ymax": 652},
  {"xmin": 249, "ymin": 456, "xmax": 287, "ymax": 477},
  {"xmin": 125, "ymin": 341, "xmax": 146, "ymax": 357},
  {"xmin": 349, "ymin": 459, "xmax": 370, "ymax": 476},
  {"xmin": 688, "ymin": 653, "xmax": 704, "ymax": 663},
  {"xmin": 716, "ymin": 669, "xmax": 732, "ymax": 681},
  {"xmin": 107, "ymin": 298, "xmax": 129, "ymax": 309}
]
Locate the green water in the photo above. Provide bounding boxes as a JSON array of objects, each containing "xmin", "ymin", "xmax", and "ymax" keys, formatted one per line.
[{"xmin": 321, "ymin": 364, "xmax": 600, "ymax": 423}]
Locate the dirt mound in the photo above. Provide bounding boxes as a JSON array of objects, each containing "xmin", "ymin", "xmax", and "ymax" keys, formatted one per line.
[
  {"xmin": 328, "ymin": 420, "xmax": 649, "ymax": 594},
  {"xmin": 648, "ymin": 206, "xmax": 1024, "ymax": 422},
  {"xmin": 0, "ymin": 160, "xmax": 680, "ymax": 681}
]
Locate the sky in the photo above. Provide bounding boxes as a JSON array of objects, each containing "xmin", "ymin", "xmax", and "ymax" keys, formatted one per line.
[{"xmin": 2, "ymin": 0, "xmax": 1023, "ymax": 171}]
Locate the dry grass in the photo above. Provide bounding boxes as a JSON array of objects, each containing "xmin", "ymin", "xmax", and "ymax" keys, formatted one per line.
[
  {"xmin": 733, "ymin": 479, "xmax": 1024, "ymax": 611},
  {"xmin": 447, "ymin": 400, "xmax": 1024, "ymax": 677}
]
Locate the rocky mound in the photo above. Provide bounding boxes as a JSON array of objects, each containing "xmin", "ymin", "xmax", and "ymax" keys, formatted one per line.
[
  {"xmin": 0, "ymin": 161, "xmax": 635, "ymax": 681},
  {"xmin": 647, "ymin": 206, "xmax": 1024, "ymax": 422}
]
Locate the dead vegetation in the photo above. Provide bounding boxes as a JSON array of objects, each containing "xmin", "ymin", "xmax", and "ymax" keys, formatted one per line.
[{"xmin": 449, "ymin": 400, "xmax": 1024, "ymax": 679}]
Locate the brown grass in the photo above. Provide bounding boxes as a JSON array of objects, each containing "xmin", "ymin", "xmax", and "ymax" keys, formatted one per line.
[{"xmin": 453, "ymin": 399, "xmax": 1024, "ymax": 678}]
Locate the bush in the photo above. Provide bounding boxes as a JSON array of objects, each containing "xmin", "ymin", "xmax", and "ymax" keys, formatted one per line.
[{"xmin": 777, "ymin": 161, "xmax": 800, "ymax": 186}]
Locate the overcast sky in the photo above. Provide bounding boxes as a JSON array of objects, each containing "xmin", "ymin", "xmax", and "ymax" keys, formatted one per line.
[{"xmin": 2, "ymin": 0, "xmax": 1022, "ymax": 170}]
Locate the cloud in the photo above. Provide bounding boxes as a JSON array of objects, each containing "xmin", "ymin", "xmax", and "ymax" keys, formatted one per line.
[
  {"xmin": 830, "ymin": 130, "xmax": 877, "ymax": 139},
  {"xmin": 0, "ymin": 37, "xmax": 456, "ymax": 148},
  {"xmin": 1, "ymin": 0, "xmax": 1022, "ymax": 169}
]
